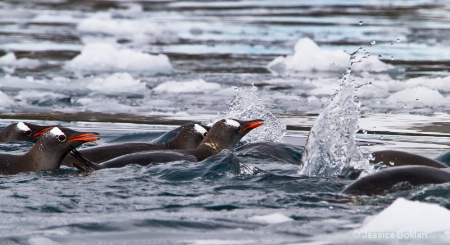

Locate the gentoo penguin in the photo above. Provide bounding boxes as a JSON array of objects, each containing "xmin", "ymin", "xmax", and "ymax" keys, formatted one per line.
[
  {"xmin": 71, "ymin": 118, "xmax": 264, "ymax": 171},
  {"xmin": 61, "ymin": 123, "xmax": 210, "ymax": 167},
  {"xmin": 0, "ymin": 127, "xmax": 99, "ymax": 175},
  {"xmin": 0, "ymin": 122, "xmax": 52, "ymax": 143},
  {"xmin": 370, "ymin": 150, "xmax": 448, "ymax": 168},
  {"xmin": 342, "ymin": 165, "xmax": 450, "ymax": 195}
]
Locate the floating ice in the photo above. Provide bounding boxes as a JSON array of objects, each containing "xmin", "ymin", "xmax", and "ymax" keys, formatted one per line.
[
  {"xmin": 77, "ymin": 16, "xmax": 178, "ymax": 44},
  {"xmin": 0, "ymin": 52, "xmax": 40, "ymax": 70},
  {"xmin": 356, "ymin": 198, "xmax": 450, "ymax": 235},
  {"xmin": 65, "ymin": 43, "xmax": 172, "ymax": 74},
  {"xmin": 224, "ymin": 85, "xmax": 286, "ymax": 143},
  {"xmin": 87, "ymin": 73, "xmax": 147, "ymax": 94},
  {"xmin": 299, "ymin": 55, "xmax": 373, "ymax": 177},
  {"xmin": 387, "ymin": 86, "xmax": 446, "ymax": 106},
  {"xmin": 153, "ymin": 79, "xmax": 221, "ymax": 93},
  {"xmin": 267, "ymin": 37, "xmax": 393, "ymax": 75},
  {"xmin": 249, "ymin": 213, "xmax": 293, "ymax": 224}
]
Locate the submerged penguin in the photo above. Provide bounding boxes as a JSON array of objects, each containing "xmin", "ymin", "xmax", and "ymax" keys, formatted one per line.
[
  {"xmin": 72, "ymin": 118, "xmax": 264, "ymax": 171},
  {"xmin": 0, "ymin": 122, "xmax": 52, "ymax": 143},
  {"xmin": 0, "ymin": 127, "xmax": 99, "ymax": 175},
  {"xmin": 342, "ymin": 165, "xmax": 450, "ymax": 196},
  {"xmin": 61, "ymin": 123, "xmax": 210, "ymax": 167},
  {"xmin": 370, "ymin": 150, "xmax": 448, "ymax": 168}
]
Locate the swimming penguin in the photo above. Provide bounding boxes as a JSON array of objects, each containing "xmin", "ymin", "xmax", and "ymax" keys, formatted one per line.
[
  {"xmin": 0, "ymin": 127, "xmax": 99, "ymax": 175},
  {"xmin": 0, "ymin": 122, "xmax": 52, "ymax": 143},
  {"xmin": 370, "ymin": 150, "xmax": 448, "ymax": 168},
  {"xmin": 61, "ymin": 123, "xmax": 210, "ymax": 167},
  {"xmin": 71, "ymin": 118, "xmax": 264, "ymax": 171},
  {"xmin": 342, "ymin": 165, "xmax": 450, "ymax": 195}
]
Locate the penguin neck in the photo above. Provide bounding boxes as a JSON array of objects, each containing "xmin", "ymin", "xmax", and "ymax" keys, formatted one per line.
[
  {"xmin": 24, "ymin": 141, "xmax": 66, "ymax": 171},
  {"xmin": 194, "ymin": 139, "xmax": 224, "ymax": 161}
]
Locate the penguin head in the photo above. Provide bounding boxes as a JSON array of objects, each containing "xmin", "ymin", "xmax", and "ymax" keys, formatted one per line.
[
  {"xmin": 202, "ymin": 118, "xmax": 264, "ymax": 151},
  {"xmin": 38, "ymin": 127, "xmax": 100, "ymax": 150},
  {"xmin": 168, "ymin": 123, "xmax": 210, "ymax": 150},
  {"xmin": 0, "ymin": 122, "xmax": 35, "ymax": 142}
]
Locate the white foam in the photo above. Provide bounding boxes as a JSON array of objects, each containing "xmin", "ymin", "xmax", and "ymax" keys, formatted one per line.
[
  {"xmin": 153, "ymin": 79, "xmax": 221, "ymax": 93},
  {"xmin": 49, "ymin": 127, "xmax": 64, "ymax": 136},
  {"xmin": 267, "ymin": 37, "xmax": 393, "ymax": 75},
  {"xmin": 16, "ymin": 122, "xmax": 31, "ymax": 132},
  {"xmin": 224, "ymin": 119, "xmax": 240, "ymax": 127},
  {"xmin": 248, "ymin": 213, "xmax": 293, "ymax": 224},
  {"xmin": 65, "ymin": 43, "xmax": 172, "ymax": 74},
  {"xmin": 356, "ymin": 198, "xmax": 450, "ymax": 235},
  {"xmin": 194, "ymin": 124, "xmax": 208, "ymax": 136},
  {"xmin": 87, "ymin": 73, "xmax": 147, "ymax": 94}
]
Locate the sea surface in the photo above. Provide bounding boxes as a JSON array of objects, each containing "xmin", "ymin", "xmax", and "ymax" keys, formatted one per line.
[{"xmin": 1, "ymin": 0, "xmax": 450, "ymax": 244}]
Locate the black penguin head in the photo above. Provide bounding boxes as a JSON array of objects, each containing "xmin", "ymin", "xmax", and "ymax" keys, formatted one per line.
[
  {"xmin": 0, "ymin": 122, "xmax": 34, "ymax": 142},
  {"xmin": 37, "ymin": 127, "xmax": 100, "ymax": 150},
  {"xmin": 202, "ymin": 118, "xmax": 264, "ymax": 151},
  {"xmin": 168, "ymin": 123, "xmax": 210, "ymax": 150}
]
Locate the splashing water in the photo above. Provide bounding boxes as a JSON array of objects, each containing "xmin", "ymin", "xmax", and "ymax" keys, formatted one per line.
[
  {"xmin": 299, "ymin": 50, "xmax": 373, "ymax": 177},
  {"xmin": 224, "ymin": 85, "xmax": 286, "ymax": 143}
]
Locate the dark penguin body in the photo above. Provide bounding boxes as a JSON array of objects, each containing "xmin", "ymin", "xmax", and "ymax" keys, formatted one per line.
[
  {"xmin": 342, "ymin": 166, "xmax": 450, "ymax": 196},
  {"xmin": 0, "ymin": 122, "xmax": 52, "ymax": 143},
  {"xmin": 370, "ymin": 150, "xmax": 448, "ymax": 168},
  {"xmin": 72, "ymin": 118, "xmax": 264, "ymax": 171},
  {"xmin": 0, "ymin": 127, "xmax": 99, "ymax": 175},
  {"xmin": 61, "ymin": 123, "xmax": 209, "ymax": 167}
]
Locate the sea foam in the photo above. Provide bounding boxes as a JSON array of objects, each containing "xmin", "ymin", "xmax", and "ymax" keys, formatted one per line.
[{"xmin": 153, "ymin": 79, "xmax": 221, "ymax": 93}]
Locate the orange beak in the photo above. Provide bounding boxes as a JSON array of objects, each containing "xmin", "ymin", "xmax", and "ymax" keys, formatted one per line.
[
  {"xmin": 68, "ymin": 133, "xmax": 100, "ymax": 143},
  {"xmin": 242, "ymin": 119, "xmax": 264, "ymax": 131},
  {"xmin": 34, "ymin": 127, "xmax": 52, "ymax": 137}
]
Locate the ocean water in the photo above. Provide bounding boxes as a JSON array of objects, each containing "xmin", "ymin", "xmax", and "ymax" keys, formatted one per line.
[{"xmin": 1, "ymin": 0, "xmax": 450, "ymax": 244}]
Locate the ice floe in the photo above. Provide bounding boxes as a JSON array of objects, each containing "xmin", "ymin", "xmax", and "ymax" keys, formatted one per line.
[
  {"xmin": 0, "ymin": 52, "xmax": 40, "ymax": 71},
  {"xmin": 77, "ymin": 15, "xmax": 178, "ymax": 44},
  {"xmin": 248, "ymin": 213, "xmax": 293, "ymax": 224},
  {"xmin": 356, "ymin": 198, "xmax": 450, "ymax": 236},
  {"xmin": 267, "ymin": 37, "xmax": 394, "ymax": 75},
  {"xmin": 65, "ymin": 43, "xmax": 172, "ymax": 74},
  {"xmin": 152, "ymin": 79, "xmax": 221, "ymax": 93},
  {"xmin": 87, "ymin": 73, "xmax": 147, "ymax": 94}
]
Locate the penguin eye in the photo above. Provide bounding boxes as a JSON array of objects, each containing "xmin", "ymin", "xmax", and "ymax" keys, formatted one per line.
[
  {"xmin": 57, "ymin": 135, "xmax": 66, "ymax": 142},
  {"xmin": 203, "ymin": 132, "xmax": 207, "ymax": 137},
  {"xmin": 237, "ymin": 126, "xmax": 242, "ymax": 132},
  {"xmin": 25, "ymin": 130, "xmax": 32, "ymax": 136}
]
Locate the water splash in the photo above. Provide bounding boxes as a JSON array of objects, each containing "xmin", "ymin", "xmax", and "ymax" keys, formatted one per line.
[
  {"xmin": 224, "ymin": 85, "xmax": 286, "ymax": 143},
  {"xmin": 299, "ymin": 50, "xmax": 373, "ymax": 177}
]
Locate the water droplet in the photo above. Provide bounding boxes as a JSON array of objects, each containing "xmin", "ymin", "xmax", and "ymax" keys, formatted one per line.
[
  {"xmin": 378, "ymin": 55, "xmax": 383, "ymax": 59},
  {"xmin": 358, "ymin": 21, "xmax": 363, "ymax": 25},
  {"xmin": 370, "ymin": 41, "xmax": 376, "ymax": 45},
  {"xmin": 396, "ymin": 38, "xmax": 400, "ymax": 42},
  {"xmin": 391, "ymin": 56, "xmax": 394, "ymax": 60},
  {"xmin": 390, "ymin": 42, "xmax": 394, "ymax": 46},
  {"xmin": 380, "ymin": 136, "xmax": 384, "ymax": 140},
  {"xmin": 329, "ymin": 206, "xmax": 334, "ymax": 210}
]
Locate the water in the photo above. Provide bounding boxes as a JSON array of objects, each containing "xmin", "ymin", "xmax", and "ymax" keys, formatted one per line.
[{"xmin": 1, "ymin": 0, "xmax": 450, "ymax": 244}]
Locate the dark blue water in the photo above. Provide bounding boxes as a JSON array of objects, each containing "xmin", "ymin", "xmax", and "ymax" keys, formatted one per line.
[{"xmin": 1, "ymin": 0, "xmax": 450, "ymax": 244}]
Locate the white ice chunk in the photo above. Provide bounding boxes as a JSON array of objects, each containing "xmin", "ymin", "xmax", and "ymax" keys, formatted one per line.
[
  {"xmin": 249, "ymin": 213, "xmax": 293, "ymax": 224},
  {"xmin": 387, "ymin": 86, "xmax": 445, "ymax": 106},
  {"xmin": 65, "ymin": 43, "xmax": 172, "ymax": 74},
  {"xmin": 87, "ymin": 73, "xmax": 147, "ymax": 94},
  {"xmin": 0, "ymin": 53, "xmax": 40, "ymax": 69},
  {"xmin": 153, "ymin": 79, "xmax": 221, "ymax": 93}
]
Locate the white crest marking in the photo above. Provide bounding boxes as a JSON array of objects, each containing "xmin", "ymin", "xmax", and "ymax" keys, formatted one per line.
[
  {"xmin": 49, "ymin": 127, "xmax": 64, "ymax": 136},
  {"xmin": 224, "ymin": 119, "xmax": 240, "ymax": 127},
  {"xmin": 16, "ymin": 122, "xmax": 31, "ymax": 132},
  {"xmin": 194, "ymin": 124, "xmax": 208, "ymax": 136}
]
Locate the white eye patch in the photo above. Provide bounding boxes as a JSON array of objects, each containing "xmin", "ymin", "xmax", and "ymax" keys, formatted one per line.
[
  {"xmin": 194, "ymin": 124, "xmax": 208, "ymax": 136},
  {"xmin": 224, "ymin": 119, "xmax": 240, "ymax": 128},
  {"xmin": 16, "ymin": 122, "xmax": 31, "ymax": 132},
  {"xmin": 49, "ymin": 127, "xmax": 64, "ymax": 137}
]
